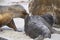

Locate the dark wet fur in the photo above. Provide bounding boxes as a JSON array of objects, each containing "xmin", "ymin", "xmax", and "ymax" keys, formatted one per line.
[
  {"xmin": 24, "ymin": 14, "xmax": 53, "ymax": 39},
  {"xmin": 41, "ymin": 14, "xmax": 54, "ymax": 26}
]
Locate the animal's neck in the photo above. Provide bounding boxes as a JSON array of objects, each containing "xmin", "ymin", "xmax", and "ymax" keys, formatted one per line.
[{"xmin": 41, "ymin": 14, "xmax": 54, "ymax": 26}]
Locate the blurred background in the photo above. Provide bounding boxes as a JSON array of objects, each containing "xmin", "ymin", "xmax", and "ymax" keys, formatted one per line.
[{"xmin": 0, "ymin": 0, "xmax": 60, "ymax": 40}]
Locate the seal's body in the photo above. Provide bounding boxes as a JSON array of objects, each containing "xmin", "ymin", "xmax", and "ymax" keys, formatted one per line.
[
  {"xmin": 0, "ymin": 13, "xmax": 12, "ymax": 25},
  {"xmin": 0, "ymin": 5, "xmax": 28, "ymax": 31},
  {"xmin": 24, "ymin": 14, "xmax": 54, "ymax": 39}
]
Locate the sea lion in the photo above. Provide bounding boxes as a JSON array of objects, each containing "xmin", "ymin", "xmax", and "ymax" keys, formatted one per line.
[
  {"xmin": 0, "ymin": 4, "xmax": 28, "ymax": 31},
  {"xmin": 24, "ymin": 13, "xmax": 60, "ymax": 40},
  {"xmin": 24, "ymin": 14, "xmax": 54, "ymax": 39}
]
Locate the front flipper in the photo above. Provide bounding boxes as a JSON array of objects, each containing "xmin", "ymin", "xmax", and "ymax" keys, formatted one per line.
[{"xmin": 7, "ymin": 19, "xmax": 22, "ymax": 32}]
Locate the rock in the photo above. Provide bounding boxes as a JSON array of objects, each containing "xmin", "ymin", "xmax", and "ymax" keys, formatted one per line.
[
  {"xmin": 0, "ymin": 37, "xmax": 8, "ymax": 40},
  {"xmin": 0, "ymin": 30, "xmax": 33, "ymax": 40}
]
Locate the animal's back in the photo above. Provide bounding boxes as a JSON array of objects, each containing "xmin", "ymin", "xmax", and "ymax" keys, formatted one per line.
[
  {"xmin": 25, "ymin": 15, "xmax": 51, "ymax": 39},
  {"xmin": 0, "ymin": 13, "xmax": 12, "ymax": 25},
  {"xmin": 0, "ymin": 4, "xmax": 27, "ymax": 18}
]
